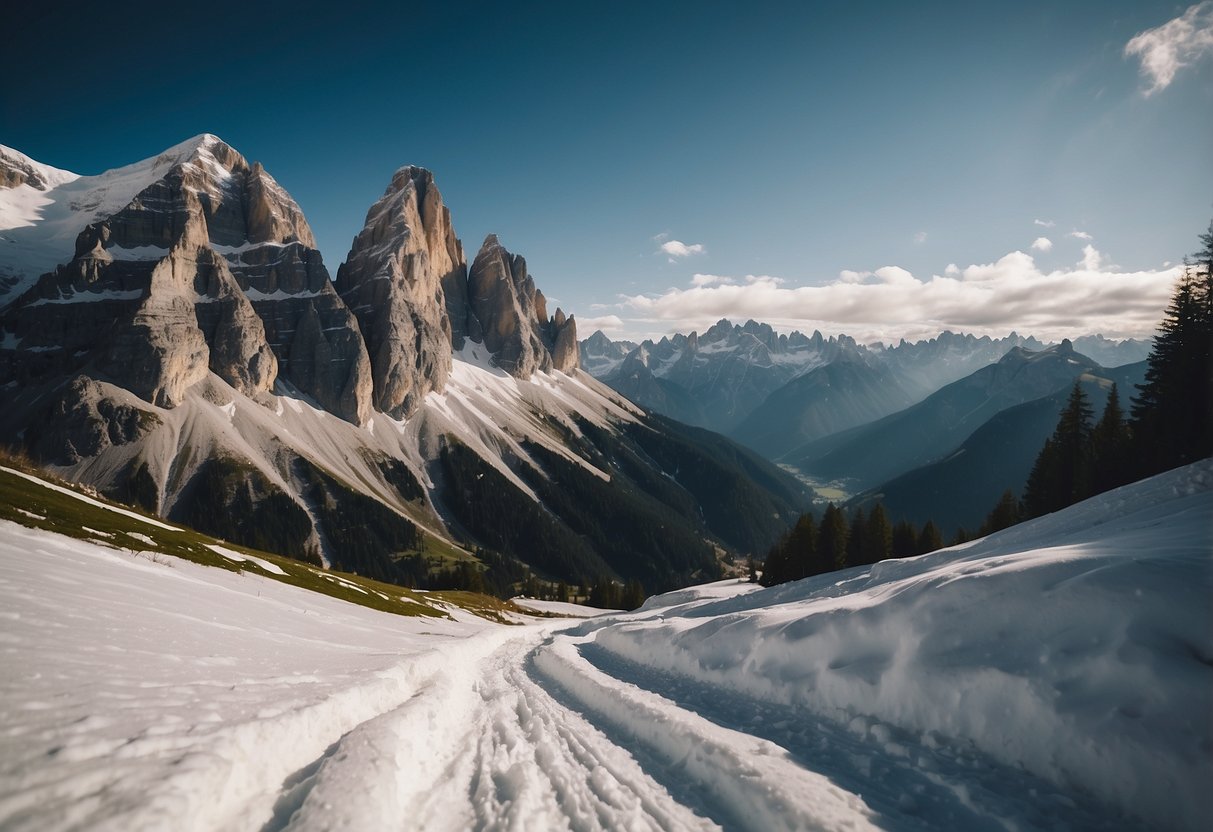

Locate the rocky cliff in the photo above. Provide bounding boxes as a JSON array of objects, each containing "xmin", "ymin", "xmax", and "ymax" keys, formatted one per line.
[
  {"xmin": 0, "ymin": 135, "xmax": 373, "ymax": 422},
  {"xmin": 467, "ymin": 234, "xmax": 578, "ymax": 377},
  {"xmin": 0, "ymin": 134, "xmax": 812, "ymax": 596},
  {"xmin": 334, "ymin": 166, "xmax": 464, "ymax": 419}
]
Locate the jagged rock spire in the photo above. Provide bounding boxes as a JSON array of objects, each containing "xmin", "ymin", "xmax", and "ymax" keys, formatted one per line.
[
  {"xmin": 335, "ymin": 166, "xmax": 466, "ymax": 419},
  {"xmin": 468, "ymin": 234, "xmax": 579, "ymax": 377}
]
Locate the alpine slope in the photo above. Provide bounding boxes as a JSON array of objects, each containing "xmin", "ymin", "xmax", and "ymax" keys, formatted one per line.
[{"xmin": 1, "ymin": 461, "xmax": 1209, "ymax": 831}]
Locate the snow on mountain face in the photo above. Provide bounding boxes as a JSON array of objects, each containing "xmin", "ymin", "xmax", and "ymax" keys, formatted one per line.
[
  {"xmin": 578, "ymin": 329, "xmax": 637, "ymax": 375},
  {"xmin": 0, "ymin": 134, "xmax": 376, "ymax": 418},
  {"xmin": 0, "ymin": 137, "xmax": 226, "ymax": 306},
  {"xmin": 0, "ymin": 135, "xmax": 809, "ymax": 595}
]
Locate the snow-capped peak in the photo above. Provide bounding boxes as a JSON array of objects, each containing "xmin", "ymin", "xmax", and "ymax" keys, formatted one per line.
[
  {"xmin": 0, "ymin": 134, "xmax": 246, "ymax": 308},
  {"xmin": 0, "ymin": 144, "xmax": 79, "ymax": 192}
]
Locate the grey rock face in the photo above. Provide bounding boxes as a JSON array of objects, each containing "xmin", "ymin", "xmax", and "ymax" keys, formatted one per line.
[
  {"xmin": 0, "ymin": 148, "xmax": 51, "ymax": 190},
  {"xmin": 25, "ymin": 376, "xmax": 161, "ymax": 465},
  {"xmin": 548, "ymin": 307, "xmax": 580, "ymax": 373},
  {"xmin": 0, "ymin": 135, "xmax": 373, "ymax": 422},
  {"xmin": 467, "ymin": 234, "xmax": 577, "ymax": 377},
  {"xmin": 468, "ymin": 235, "xmax": 550, "ymax": 377},
  {"xmin": 335, "ymin": 166, "xmax": 464, "ymax": 418}
]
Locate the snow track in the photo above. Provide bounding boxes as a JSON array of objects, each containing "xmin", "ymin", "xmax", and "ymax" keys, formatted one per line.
[
  {"xmin": 275, "ymin": 626, "xmax": 723, "ymax": 831},
  {"xmin": 4, "ymin": 463, "xmax": 1207, "ymax": 831},
  {"xmin": 271, "ymin": 619, "xmax": 1119, "ymax": 831}
]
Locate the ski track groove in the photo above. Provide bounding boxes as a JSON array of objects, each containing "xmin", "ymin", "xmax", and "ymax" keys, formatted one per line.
[{"xmin": 259, "ymin": 611, "xmax": 1149, "ymax": 832}]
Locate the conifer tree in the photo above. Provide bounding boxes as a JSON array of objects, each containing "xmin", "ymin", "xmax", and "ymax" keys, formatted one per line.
[
  {"xmin": 785, "ymin": 513, "xmax": 818, "ymax": 579},
  {"xmin": 759, "ymin": 533, "xmax": 791, "ymax": 587},
  {"xmin": 1022, "ymin": 436, "xmax": 1059, "ymax": 518},
  {"xmin": 1089, "ymin": 383, "xmax": 1131, "ymax": 494},
  {"xmin": 891, "ymin": 520, "xmax": 918, "ymax": 558},
  {"xmin": 980, "ymin": 489, "xmax": 1021, "ymax": 536},
  {"xmin": 916, "ymin": 520, "xmax": 943, "ymax": 554},
  {"xmin": 818, "ymin": 503, "xmax": 850, "ymax": 570},
  {"xmin": 846, "ymin": 507, "xmax": 867, "ymax": 568},
  {"xmin": 620, "ymin": 579, "xmax": 646, "ymax": 610},
  {"xmin": 1023, "ymin": 383, "xmax": 1093, "ymax": 518},
  {"xmin": 1131, "ymin": 224, "xmax": 1213, "ymax": 473},
  {"xmin": 864, "ymin": 504, "xmax": 893, "ymax": 564}
]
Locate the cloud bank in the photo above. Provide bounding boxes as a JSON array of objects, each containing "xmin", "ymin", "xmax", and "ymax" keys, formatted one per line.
[
  {"xmin": 618, "ymin": 250, "xmax": 1177, "ymax": 343},
  {"xmin": 1125, "ymin": 2, "xmax": 1213, "ymax": 95}
]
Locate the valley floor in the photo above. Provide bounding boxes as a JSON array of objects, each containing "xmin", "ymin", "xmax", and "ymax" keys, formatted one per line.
[{"xmin": 1, "ymin": 463, "xmax": 1210, "ymax": 831}]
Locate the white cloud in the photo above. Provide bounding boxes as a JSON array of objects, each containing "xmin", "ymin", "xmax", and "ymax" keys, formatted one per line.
[
  {"xmin": 745, "ymin": 274, "xmax": 785, "ymax": 286},
  {"xmin": 1034, "ymin": 218, "xmax": 1055, "ymax": 228},
  {"xmin": 873, "ymin": 266, "xmax": 917, "ymax": 285},
  {"xmin": 1069, "ymin": 230, "xmax": 1093, "ymax": 241},
  {"xmin": 577, "ymin": 314, "xmax": 625, "ymax": 333},
  {"xmin": 690, "ymin": 273, "xmax": 733, "ymax": 287},
  {"xmin": 1031, "ymin": 237, "xmax": 1054, "ymax": 252},
  {"xmin": 659, "ymin": 239, "xmax": 705, "ymax": 258},
  {"xmin": 913, "ymin": 231, "xmax": 928, "ymax": 244},
  {"xmin": 1125, "ymin": 1, "xmax": 1213, "ymax": 95},
  {"xmin": 1080, "ymin": 244, "xmax": 1104, "ymax": 270},
  {"xmin": 618, "ymin": 251, "xmax": 1177, "ymax": 343}
]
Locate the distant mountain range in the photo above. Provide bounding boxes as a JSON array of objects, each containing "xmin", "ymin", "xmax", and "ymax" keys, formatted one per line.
[
  {"xmin": 848, "ymin": 360, "xmax": 1148, "ymax": 533},
  {"xmin": 0, "ymin": 136, "xmax": 809, "ymax": 592},
  {"xmin": 581, "ymin": 325, "xmax": 1151, "ymax": 457},
  {"xmin": 787, "ymin": 339, "xmax": 1111, "ymax": 488},
  {"xmin": 581, "ymin": 325, "xmax": 1155, "ymax": 536}
]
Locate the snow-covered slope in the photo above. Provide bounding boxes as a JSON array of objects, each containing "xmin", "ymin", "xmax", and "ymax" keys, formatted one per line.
[
  {"xmin": 0, "ymin": 138, "xmax": 216, "ymax": 305},
  {"xmin": 574, "ymin": 460, "xmax": 1213, "ymax": 831},
  {"xmin": 5, "ymin": 462, "xmax": 1205, "ymax": 830},
  {"xmin": 0, "ymin": 516, "xmax": 508, "ymax": 831},
  {"xmin": 28, "ymin": 345, "xmax": 640, "ymax": 560}
]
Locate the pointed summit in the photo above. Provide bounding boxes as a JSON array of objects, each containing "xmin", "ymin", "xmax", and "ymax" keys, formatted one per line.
[
  {"xmin": 0, "ymin": 134, "xmax": 373, "ymax": 421},
  {"xmin": 466, "ymin": 234, "xmax": 579, "ymax": 376},
  {"xmin": 335, "ymin": 165, "xmax": 465, "ymax": 418}
]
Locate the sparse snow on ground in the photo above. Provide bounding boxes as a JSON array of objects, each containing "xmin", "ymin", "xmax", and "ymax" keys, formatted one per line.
[{"xmin": 1, "ymin": 462, "xmax": 1210, "ymax": 831}]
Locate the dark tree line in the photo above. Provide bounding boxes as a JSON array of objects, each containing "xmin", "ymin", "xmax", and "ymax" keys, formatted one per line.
[
  {"xmin": 760, "ymin": 501, "xmax": 945, "ymax": 586},
  {"xmin": 990, "ymin": 222, "xmax": 1212, "ymax": 528}
]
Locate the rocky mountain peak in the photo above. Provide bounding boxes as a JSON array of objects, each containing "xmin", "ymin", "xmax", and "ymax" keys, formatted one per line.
[
  {"xmin": 0, "ymin": 134, "xmax": 374, "ymax": 421},
  {"xmin": 468, "ymin": 234, "xmax": 553, "ymax": 377},
  {"xmin": 0, "ymin": 144, "xmax": 77, "ymax": 191},
  {"xmin": 335, "ymin": 165, "xmax": 465, "ymax": 419},
  {"xmin": 2, "ymin": 136, "xmax": 584, "ymax": 433}
]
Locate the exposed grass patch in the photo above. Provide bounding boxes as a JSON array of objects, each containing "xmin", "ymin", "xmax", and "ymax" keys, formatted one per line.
[{"xmin": 0, "ymin": 461, "xmax": 525, "ymax": 623}]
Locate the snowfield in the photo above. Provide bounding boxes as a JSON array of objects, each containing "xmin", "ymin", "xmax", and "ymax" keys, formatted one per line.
[{"xmin": 1, "ymin": 461, "xmax": 1210, "ymax": 830}]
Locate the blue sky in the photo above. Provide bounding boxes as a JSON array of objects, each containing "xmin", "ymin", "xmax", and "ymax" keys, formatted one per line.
[{"xmin": 4, "ymin": 1, "xmax": 1211, "ymax": 342}]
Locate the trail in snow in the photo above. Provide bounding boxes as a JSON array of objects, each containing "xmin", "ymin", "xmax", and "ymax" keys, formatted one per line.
[
  {"xmin": 271, "ymin": 623, "xmax": 1122, "ymax": 832},
  {"xmin": 2, "ymin": 462, "xmax": 1209, "ymax": 831}
]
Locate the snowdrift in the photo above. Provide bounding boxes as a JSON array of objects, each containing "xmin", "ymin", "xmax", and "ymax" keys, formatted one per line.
[{"xmin": 586, "ymin": 460, "xmax": 1213, "ymax": 831}]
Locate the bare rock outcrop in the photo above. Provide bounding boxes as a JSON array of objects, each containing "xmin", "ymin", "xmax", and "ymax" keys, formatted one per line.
[
  {"xmin": 467, "ymin": 234, "xmax": 579, "ymax": 377},
  {"xmin": 25, "ymin": 376, "xmax": 161, "ymax": 465},
  {"xmin": 335, "ymin": 166, "xmax": 464, "ymax": 419},
  {"xmin": 0, "ymin": 135, "xmax": 373, "ymax": 422},
  {"xmin": 548, "ymin": 307, "xmax": 580, "ymax": 372}
]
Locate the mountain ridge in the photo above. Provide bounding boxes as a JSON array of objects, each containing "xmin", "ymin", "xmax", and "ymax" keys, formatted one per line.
[{"xmin": 0, "ymin": 135, "xmax": 809, "ymax": 592}]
